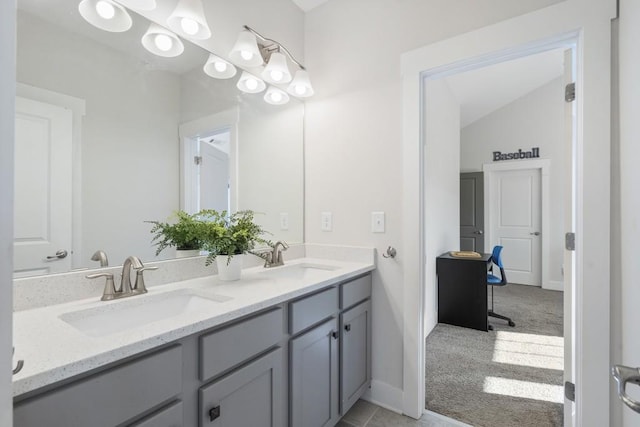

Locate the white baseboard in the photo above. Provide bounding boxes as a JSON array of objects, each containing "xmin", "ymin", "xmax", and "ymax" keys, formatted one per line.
[
  {"xmin": 361, "ymin": 380, "xmax": 403, "ymax": 414},
  {"xmin": 544, "ymin": 280, "xmax": 564, "ymax": 291}
]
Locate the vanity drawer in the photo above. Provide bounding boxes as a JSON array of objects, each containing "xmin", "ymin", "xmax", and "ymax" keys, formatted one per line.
[
  {"xmin": 14, "ymin": 345, "xmax": 182, "ymax": 427},
  {"xmin": 341, "ymin": 274, "xmax": 372, "ymax": 309},
  {"xmin": 200, "ymin": 307, "xmax": 284, "ymax": 382},
  {"xmin": 131, "ymin": 400, "xmax": 183, "ymax": 427},
  {"xmin": 289, "ymin": 286, "xmax": 339, "ymax": 335}
]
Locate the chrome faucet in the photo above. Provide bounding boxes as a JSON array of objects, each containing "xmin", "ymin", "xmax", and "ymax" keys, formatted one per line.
[
  {"xmin": 86, "ymin": 256, "xmax": 157, "ymax": 301},
  {"xmin": 120, "ymin": 256, "xmax": 143, "ymax": 294},
  {"xmin": 254, "ymin": 241, "xmax": 289, "ymax": 268}
]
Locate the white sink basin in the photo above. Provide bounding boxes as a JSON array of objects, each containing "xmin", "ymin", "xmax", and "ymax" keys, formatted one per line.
[
  {"xmin": 59, "ymin": 289, "xmax": 232, "ymax": 337},
  {"xmin": 258, "ymin": 263, "xmax": 340, "ymax": 280}
]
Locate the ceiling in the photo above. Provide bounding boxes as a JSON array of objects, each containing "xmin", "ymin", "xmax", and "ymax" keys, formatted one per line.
[
  {"xmin": 291, "ymin": 0, "xmax": 329, "ymax": 12},
  {"xmin": 445, "ymin": 48, "xmax": 565, "ymax": 127}
]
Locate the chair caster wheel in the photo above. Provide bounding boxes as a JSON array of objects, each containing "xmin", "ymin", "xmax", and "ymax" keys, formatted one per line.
[{"xmin": 508, "ymin": 321, "xmax": 515, "ymax": 327}]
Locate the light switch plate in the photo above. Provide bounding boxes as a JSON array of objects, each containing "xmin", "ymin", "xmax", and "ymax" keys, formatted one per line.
[
  {"xmin": 371, "ymin": 211, "xmax": 385, "ymax": 233},
  {"xmin": 280, "ymin": 213, "xmax": 289, "ymax": 230},
  {"xmin": 321, "ymin": 212, "xmax": 332, "ymax": 231}
]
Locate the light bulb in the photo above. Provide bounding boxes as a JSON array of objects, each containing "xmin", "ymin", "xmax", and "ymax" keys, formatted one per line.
[
  {"xmin": 95, "ymin": 0, "xmax": 115, "ymax": 19},
  {"xmin": 240, "ymin": 50, "xmax": 254, "ymax": 61},
  {"xmin": 180, "ymin": 17, "xmax": 198, "ymax": 35},
  {"xmin": 270, "ymin": 92, "xmax": 283, "ymax": 103},
  {"xmin": 245, "ymin": 78, "xmax": 258, "ymax": 91},
  {"xmin": 294, "ymin": 85, "xmax": 306, "ymax": 95},
  {"xmin": 214, "ymin": 61, "xmax": 227, "ymax": 72},
  {"xmin": 270, "ymin": 70, "xmax": 284, "ymax": 82},
  {"xmin": 154, "ymin": 34, "xmax": 173, "ymax": 52}
]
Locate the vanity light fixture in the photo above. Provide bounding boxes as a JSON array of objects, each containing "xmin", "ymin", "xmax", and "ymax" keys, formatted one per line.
[
  {"xmin": 203, "ymin": 54, "xmax": 237, "ymax": 79},
  {"xmin": 264, "ymin": 86, "xmax": 290, "ymax": 105},
  {"xmin": 166, "ymin": 0, "xmax": 212, "ymax": 40},
  {"xmin": 78, "ymin": 0, "xmax": 132, "ymax": 32},
  {"xmin": 232, "ymin": 25, "xmax": 314, "ymax": 98},
  {"xmin": 237, "ymin": 71, "xmax": 266, "ymax": 94},
  {"xmin": 141, "ymin": 24, "xmax": 184, "ymax": 57},
  {"xmin": 113, "ymin": 0, "xmax": 156, "ymax": 11}
]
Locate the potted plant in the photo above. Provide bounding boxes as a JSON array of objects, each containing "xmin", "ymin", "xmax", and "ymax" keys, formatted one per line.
[
  {"xmin": 199, "ymin": 209, "xmax": 268, "ymax": 281},
  {"xmin": 147, "ymin": 210, "xmax": 204, "ymax": 258}
]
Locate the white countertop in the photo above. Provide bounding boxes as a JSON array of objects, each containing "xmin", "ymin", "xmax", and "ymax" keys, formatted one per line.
[{"xmin": 13, "ymin": 258, "xmax": 374, "ymax": 397}]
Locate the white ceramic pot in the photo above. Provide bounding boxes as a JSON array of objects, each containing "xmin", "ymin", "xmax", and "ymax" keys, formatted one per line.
[
  {"xmin": 175, "ymin": 249, "xmax": 200, "ymax": 258},
  {"xmin": 216, "ymin": 255, "xmax": 243, "ymax": 281}
]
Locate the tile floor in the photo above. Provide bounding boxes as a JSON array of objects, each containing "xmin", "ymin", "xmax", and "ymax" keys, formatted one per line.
[{"xmin": 337, "ymin": 400, "xmax": 471, "ymax": 427}]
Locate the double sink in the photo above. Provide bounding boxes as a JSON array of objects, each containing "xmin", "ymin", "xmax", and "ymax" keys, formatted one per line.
[{"xmin": 58, "ymin": 262, "xmax": 339, "ymax": 338}]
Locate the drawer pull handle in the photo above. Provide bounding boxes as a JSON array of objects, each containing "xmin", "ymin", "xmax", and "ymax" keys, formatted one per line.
[
  {"xmin": 209, "ymin": 405, "xmax": 221, "ymax": 422},
  {"xmin": 345, "ymin": 324, "xmax": 351, "ymax": 332},
  {"xmin": 331, "ymin": 331, "xmax": 339, "ymax": 340}
]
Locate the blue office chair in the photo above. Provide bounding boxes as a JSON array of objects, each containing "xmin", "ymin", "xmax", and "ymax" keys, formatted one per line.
[{"xmin": 488, "ymin": 245, "xmax": 516, "ymax": 328}]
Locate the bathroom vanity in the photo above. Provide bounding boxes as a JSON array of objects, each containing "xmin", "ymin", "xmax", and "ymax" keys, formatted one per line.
[{"xmin": 12, "ymin": 257, "xmax": 374, "ymax": 426}]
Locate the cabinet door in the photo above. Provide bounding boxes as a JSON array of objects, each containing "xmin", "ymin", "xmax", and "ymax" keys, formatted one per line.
[
  {"xmin": 340, "ymin": 300, "xmax": 371, "ymax": 415},
  {"xmin": 199, "ymin": 347, "xmax": 284, "ymax": 427},
  {"xmin": 290, "ymin": 318, "xmax": 339, "ymax": 427}
]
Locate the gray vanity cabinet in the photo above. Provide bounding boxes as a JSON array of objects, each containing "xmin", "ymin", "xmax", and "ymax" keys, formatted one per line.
[
  {"xmin": 199, "ymin": 347, "xmax": 284, "ymax": 427},
  {"xmin": 290, "ymin": 318, "xmax": 340, "ymax": 427},
  {"xmin": 340, "ymin": 300, "xmax": 372, "ymax": 415},
  {"xmin": 14, "ymin": 272, "xmax": 372, "ymax": 427}
]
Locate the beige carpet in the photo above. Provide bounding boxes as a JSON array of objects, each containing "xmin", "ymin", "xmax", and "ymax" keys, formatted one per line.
[{"xmin": 426, "ymin": 283, "xmax": 564, "ymax": 427}]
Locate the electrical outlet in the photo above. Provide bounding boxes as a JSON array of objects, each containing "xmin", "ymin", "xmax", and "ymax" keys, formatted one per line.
[
  {"xmin": 321, "ymin": 212, "xmax": 332, "ymax": 231},
  {"xmin": 280, "ymin": 213, "xmax": 289, "ymax": 230},
  {"xmin": 371, "ymin": 211, "xmax": 385, "ymax": 233}
]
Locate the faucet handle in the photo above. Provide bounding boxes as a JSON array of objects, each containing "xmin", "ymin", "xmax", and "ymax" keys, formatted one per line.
[
  {"xmin": 133, "ymin": 266, "xmax": 158, "ymax": 294},
  {"xmin": 86, "ymin": 273, "xmax": 116, "ymax": 301}
]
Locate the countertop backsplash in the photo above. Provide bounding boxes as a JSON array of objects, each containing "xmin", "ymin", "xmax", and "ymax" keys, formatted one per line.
[{"xmin": 13, "ymin": 244, "xmax": 375, "ymax": 311}]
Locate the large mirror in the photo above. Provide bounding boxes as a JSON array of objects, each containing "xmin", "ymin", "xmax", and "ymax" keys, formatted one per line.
[{"xmin": 14, "ymin": 0, "xmax": 304, "ymax": 277}]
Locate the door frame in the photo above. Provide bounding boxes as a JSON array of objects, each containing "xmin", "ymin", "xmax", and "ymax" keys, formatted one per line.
[
  {"xmin": 179, "ymin": 108, "xmax": 238, "ymax": 214},
  {"xmin": 400, "ymin": 1, "xmax": 614, "ymax": 425},
  {"xmin": 483, "ymin": 159, "xmax": 551, "ymax": 289}
]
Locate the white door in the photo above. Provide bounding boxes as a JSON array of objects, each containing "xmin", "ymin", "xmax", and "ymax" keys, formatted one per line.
[
  {"xmin": 491, "ymin": 168, "xmax": 542, "ymax": 286},
  {"xmin": 199, "ymin": 141, "xmax": 229, "ymax": 212},
  {"xmin": 14, "ymin": 96, "xmax": 72, "ymax": 276}
]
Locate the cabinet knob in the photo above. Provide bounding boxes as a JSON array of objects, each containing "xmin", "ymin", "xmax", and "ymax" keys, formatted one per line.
[
  {"xmin": 209, "ymin": 405, "xmax": 221, "ymax": 422},
  {"xmin": 344, "ymin": 324, "xmax": 351, "ymax": 332},
  {"xmin": 331, "ymin": 331, "xmax": 339, "ymax": 340}
]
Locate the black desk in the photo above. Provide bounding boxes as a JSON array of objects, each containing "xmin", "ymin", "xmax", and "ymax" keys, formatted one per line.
[{"xmin": 436, "ymin": 252, "xmax": 492, "ymax": 332}]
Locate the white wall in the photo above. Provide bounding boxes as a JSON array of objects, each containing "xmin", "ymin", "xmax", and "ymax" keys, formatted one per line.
[
  {"xmin": 304, "ymin": 0, "xmax": 565, "ymax": 406},
  {"xmin": 424, "ymin": 79, "xmax": 460, "ymax": 334},
  {"xmin": 0, "ymin": 0, "xmax": 14, "ymax": 423},
  {"xmin": 617, "ymin": 1, "xmax": 640, "ymax": 426},
  {"xmin": 17, "ymin": 11, "xmax": 180, "ymax": 266},
  {"xmin": 460, "ymin": 78, "xmax": 565, "ymax": 286}
]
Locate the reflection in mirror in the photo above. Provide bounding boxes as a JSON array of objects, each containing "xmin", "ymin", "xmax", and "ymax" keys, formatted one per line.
[{"xmin": 14, "ymin": 0, "xmax": 303, "ymax": 278}]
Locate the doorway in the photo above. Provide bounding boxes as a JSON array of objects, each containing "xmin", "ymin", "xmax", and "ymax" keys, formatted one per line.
[
  {"xmin": 402, "ymin": 5, "xmax": 614, "ymax": 420},
  {"xmin": 424, "ymin": 46, "xmax": 569, "ymax": 426}
]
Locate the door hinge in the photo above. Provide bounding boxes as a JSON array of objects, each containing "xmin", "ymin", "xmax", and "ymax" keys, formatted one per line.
[
  {"xmin": 194, "ymin": 156, "xmax": 202, "ymax": 165},
  {"xmin": 565, "ymin": 82, "xmax": 576, "ymax": 102},
  {"xmin": 565, "ymin": 381, "xmax": 576, "ymax": 402},
  {"xmin": 565, "ymin": 232, "xmax": 576, "ymax": 251}
]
